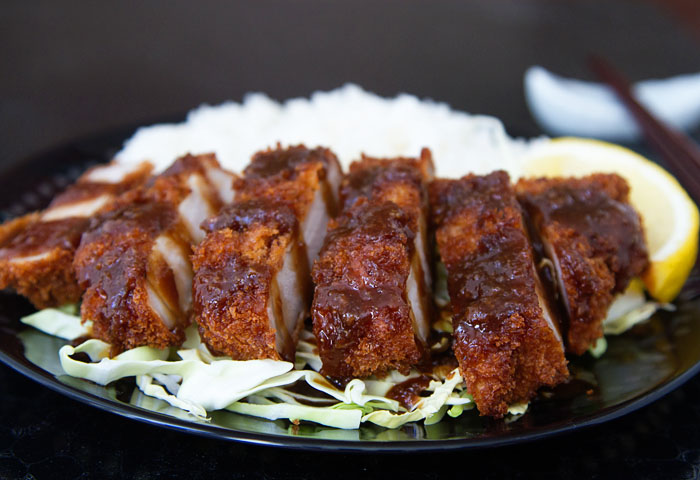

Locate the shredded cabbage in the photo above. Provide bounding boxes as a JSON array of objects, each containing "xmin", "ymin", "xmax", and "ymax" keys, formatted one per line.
[
  {"xmin": 20, "ymin": 305, "xmax": 90, "ymax": 340},
  {"xmin": 587, "ymin": 337, "xmax": 608, "ymax": 359},
  {"xmin": 506, "ymin": 402, "xmax": 529, "ymax": 416},
  {"xmin": 360, "ymin": 370, "xmax": 471, "ymax": 428},
  {"xmin": 589, "ymin": 279, "xmax": 674, "ymax": 357},
  {"xmin": 22, "ymin": 307, "xmax": 525, "ymax": 429},
  {"xmin": 227, "ymin": 401, "xmax": 363, "ymax": 429},
  {"xmin": 59, "ymin": 340, "xmax": 295, "ymax": 411},
  {"xmin": 602, "ymin": 279, "xmax": 672, "ymax": 335}
]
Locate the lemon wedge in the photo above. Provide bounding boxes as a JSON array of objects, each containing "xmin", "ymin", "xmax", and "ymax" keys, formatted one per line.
[{"xmin": 519, "ymin": 137, "xmax": 699, "ymax": 302}]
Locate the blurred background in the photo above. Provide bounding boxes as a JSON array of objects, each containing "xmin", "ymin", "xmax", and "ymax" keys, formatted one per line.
[
  {"xmin": 1, "ymin": 1, "xmax": 700, "ymax": 479},
  {"xmin": 1, "ymin": 0, "xmax": 698, "ymax": 170}
]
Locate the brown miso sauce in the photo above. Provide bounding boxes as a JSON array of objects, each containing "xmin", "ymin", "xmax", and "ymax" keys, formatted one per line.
[{"xmin": 386, "ymin": 375, "xmax": 431, "ymax": 410}]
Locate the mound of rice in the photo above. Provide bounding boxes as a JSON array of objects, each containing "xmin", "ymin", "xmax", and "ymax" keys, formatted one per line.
[{"xmin": 116, "ymin": 84, "xmax": 530, "ymax": 178}]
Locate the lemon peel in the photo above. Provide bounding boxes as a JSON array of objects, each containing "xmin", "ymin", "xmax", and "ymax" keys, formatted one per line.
[{"xmin": 520, "ymin": 137, "xmax": 699, "ymax": 302}]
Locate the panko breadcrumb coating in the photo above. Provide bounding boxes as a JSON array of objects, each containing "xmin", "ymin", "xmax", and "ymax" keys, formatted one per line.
[
  {"xmin": 516, "ymin": 174, "xmax": 649, "ymax": 355},
  {"xmin": 312, "ymin": 200, "xmax": 424, "ymax": 379},
  {"xmin": 235, "ymin": 145, "xmax": 342, "ymax": 268},
  {"xmin": 193, "ymin": 200, "xmax": 304, "ymax": 361},
  {"xmin": 194, "ymin": 145, "xmax": 339, "ymax": 360},
  {"xmin": 312, "ymin": 151, "xmax": 433, "ymax": 380},
  {"xmin": 430, "ymin": 171, "xmax": 569, "ymax": 418},
  {"xmin": 0, "ymin": 161, "xmax": 152, "ymax": 308},
  {"xmin": 75, "ymin": 154, "xmax": 234, "ymax": 354}
]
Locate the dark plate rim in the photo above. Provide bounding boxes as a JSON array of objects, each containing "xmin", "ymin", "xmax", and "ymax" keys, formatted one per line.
[
  {"xmin": 1, "ymin": 122, "xmax": 699, "ymax": 452},
  {"xmin": 2, "ymin": 339, "xmax": 700, "ymax": 452}
]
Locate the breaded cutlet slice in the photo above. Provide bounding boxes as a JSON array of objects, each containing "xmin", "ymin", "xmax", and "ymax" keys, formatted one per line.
[
  {"xmin": 341, "ymin": 149, "xmax": 434, "ymax": 293},
  {"xmin": 193, "ymin": 200, "xmax": 306, "ymax": 361},
  {"xmin": 235, "ymin": 145, "xmax": 342, "ymax": 269},
  {"xmin": 74, "ymin": 154, "xmax": 235, "ymax": 354},
  {"xmin": 312, "ymin": 200, "xmax": 425, "ymax": 380},
  {"xmin": 0, "ymin": 161, "xmax": 153, "ymax": 308},
  {"xmin": 192, "ymin": 145, "xmax": 341, "ymax": 361},
  {"xmin": 430, "ymin": 171, "xmax": 569, "ymax": 418},
  {"xmin": 516, "ymin": 174, "xmax": 649, "ymax": 355},
  {"xmin": 340, "ymin": 149, "xmax": 434, "ymax": 344}
]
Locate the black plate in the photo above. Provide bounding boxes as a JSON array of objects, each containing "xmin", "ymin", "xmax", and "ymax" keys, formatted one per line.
[{"xmin": 1, "ymin": 125, "xmax": 699, "ymax": 452}]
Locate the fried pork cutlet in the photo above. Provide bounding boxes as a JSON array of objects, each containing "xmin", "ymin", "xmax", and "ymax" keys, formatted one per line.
[
  {"xmin": 312, "ymin": 201, "xmax": 424, "ymax": 380},
  {"xmin": 0, "ymin": 161, "xmax": 153, "ymax": 308},
  {"xmin": 235, "ymin": 145, "xmax": 341, "ymax": 269},
  {"xmin": 312, "ymin": 151, "xmax": 434, "ymax": 380},
  {"xmin": 74, "ymin": 154, "xmax": 235, "ymax": 354},
  {"xmin": 516, "ymin": 174, "xmax": 649, "ymax": 355},
  {"xmin": 430, "ymin": 171, "xmax": 569, "ymax": 418},
  {"xmin": 193, "ymin": 200, "xmax": 306, "ymax": 361},
  {"xmin": 341, "ymin": 149, "xmax": 434, "ymax": 294},
  {"xmin": 193, "ymin": 145, "xmax": 340, "ymax": 361}
]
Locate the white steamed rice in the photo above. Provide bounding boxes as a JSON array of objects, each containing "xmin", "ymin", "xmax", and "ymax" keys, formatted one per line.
[{"xmin": 116, "ymin": 84, "xmax": 534, "ymax": 178}]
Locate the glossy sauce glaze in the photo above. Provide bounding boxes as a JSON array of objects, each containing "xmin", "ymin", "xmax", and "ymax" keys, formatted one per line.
[
  {"xmin": 243, "ymin": 145, "xmax": 334, "ymax": 180},
  {"xmin": 0, "ymin": 217, "xmax": 88, "ymax": 257},
  {"xmin": 341, "ymin": 160, "xmax": 424, "ymax": 223},
  {"xmin": 430, "ymin": 171, "xmax": 569, "ymax": 417},
  {"xmin": 193, "ymin": 145, "xmax": 340, "ymax": 361},
  {"xmin": 193, "ymin": 199, "xmax": 304, "ymax": 360},
  {"xmin": 517, "ymin": 175, "xmax": 648, "ymax": 292},
  {"xmin": 312, "ymin": 200, "xmax": 423, "ymax": 380},
  {"xmin": 0, "ymin": 161, "xmax": 153, "ymax": 308},
  {"xmin": 74, "ymin": 198, "xmax": 188, "ymax": 354},
  {"xmin": 75, "ymin": 154, "xmax": 232, "ymax": 354},
  {"xmin": 516, "ymin": 174, "xmax": 649, "ymax": 354},
  {"xmin": 236, "ymin": 145, "xmax": 340, "ymax": 221},
  {"xmin": 386, "ymin": 375, "xmax": 432, "ymax": 410}
]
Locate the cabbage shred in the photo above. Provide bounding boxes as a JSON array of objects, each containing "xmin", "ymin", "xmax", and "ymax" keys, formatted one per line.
[
  {"xmin": 21, "ymin": 274, "xmax": 661, "ymax": 429},
  {"xmin": 25, "ymin": 310, "xmax": 476, "ymax": 429}
]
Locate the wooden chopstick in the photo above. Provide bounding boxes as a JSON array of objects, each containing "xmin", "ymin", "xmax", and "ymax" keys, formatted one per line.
[{"xmin": 587, "ymin": 55, "xmax": 700, "ymax": 202}]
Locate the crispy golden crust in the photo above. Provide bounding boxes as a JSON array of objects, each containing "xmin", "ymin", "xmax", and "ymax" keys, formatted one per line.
[
  {"xmin": 430, "ymin": 172, "xmax": 569, "ymax": 417},
  {"xmin": 193, "ymin": 201, "xmax": 299, "ymax": 360},
  {"xmin": 0, "ymin": 163, "xmax": 153, "ymax": 308},
  {"xmin": 74, "ymin": 197, "xmax": 188, "ymax": 354},
  {"xmin": 516, "ymin": 173, "xmax": 630, "ymax": 203},
  {"xmin": 192, "ymin": 146, "xmax": 336, "ymax": 360},
  {"xmin": 235, "ymin": 145, "xmax": 341, "ymax": 219},
  {"xmin": 312, "ymin": 152, "xmax": 433, "ymax": 380},
  {"xmin": 539, "ymin": 223, "xmax": 614, "ymax": 354},
  {"xmin": 75, "ymin": 154, "xmax": 227, "ymax": 354},
  {"xmin": 341, "ymin": 150, "xmax": 434, "ymax": 287},
  {"xmin": 49, "ymin": 161, "xmax": 154, "ymax": 208},
  {"xmin": 312, "ymin": 200, "xmax": 423, "ymax": 380},
  {"xmin": 516, "ymin": 174, "xmax": 649, "ymax": 354},
  {"xmin": 0, "ymin": 215, "xmax": 88, "ymax": 309},
  {"xmin": 341, "ymin": 149, "xmax": 434, "ymax": 227}
]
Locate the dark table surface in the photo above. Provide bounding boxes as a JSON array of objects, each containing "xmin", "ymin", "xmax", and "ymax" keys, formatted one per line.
[{"xmin": 2, "ymin": 1, "xmax": 700, "ymax": 478}]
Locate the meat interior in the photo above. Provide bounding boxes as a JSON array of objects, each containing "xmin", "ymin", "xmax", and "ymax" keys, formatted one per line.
[
  {"xmin": 193, "ymin": 200, "xmax": 305, "ymax": 361},
  {"xmin": 312, "ymin": 150, "xmax": 434, "ymax": 380},
  {"xmin": 0, "ymin": 160, "xmax": 153, "ymax": 308},
  {"xmin": 75, "ymin": 154, "xmax": 235, "ymax": 353},
  {"xmin": 152, "ymin": 234, "xmax": 194, "ymax": 317},
  {"xmin": 516, "ymin": 174, "xmax": 649, "ymax": 354},
  {"xmin": 430, "ymin": 171, "xmax": 569, "ymax": 417},
  {"xmin": 405, "ymin": 254, "xmax": 431, "ymax": 344},
  {"xmin": 312, "ymin": 200, "xmax": 424, "ymax": 380},
  {"xmin": 235, "ymin": 145, "xmax": 341, "ymax": 270},
  {"xmin": 272, "ymin": 240, "xmax": 310, "ymax": 357},
  {"xmin": 301, "ymin": 156, "xmax": 342, "ymax": 267}
]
